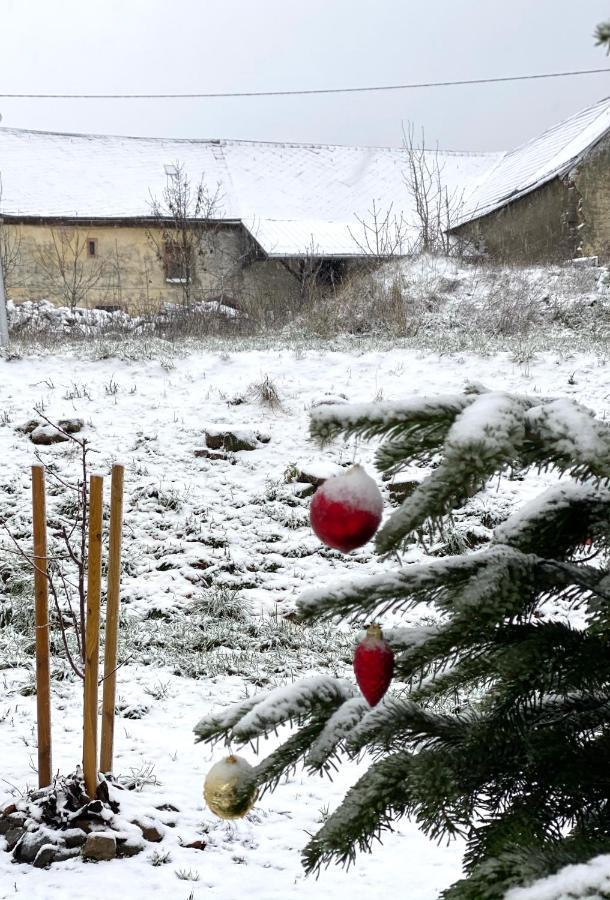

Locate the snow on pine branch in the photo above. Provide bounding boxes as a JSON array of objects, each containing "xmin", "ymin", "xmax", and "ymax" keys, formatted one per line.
[
  {"xmin": 297, "ymin": 550, "xmax": 495, "ymax": 622},
  {"xmin": 445, "ymin": 392, "xmax": 528, "ymax": 459},
  {"xmin": 297, "ymin": 547, "xmax": 531, "ymax": 623},
  {"xmin": 375, "ymin": 393, "xmax": 529, "ymax": 553},
  {"xmin": 525, "ymin": 399, "xmax": 610, "ymax": 479},
  {"xmin": 346, "ymin": 698, "xmax": 466, "ymax": 755},
  {"xmin": 230, "ymin": 676, "xmax": 358, "ymax": 742},
  {"xmin": 383, "ymin": 624, "xmax": 442, "ymax": 652},
  {"xmin": 309, "ymin": 393, "xmax": 474, "ymax": 447},
  {"xmin": 504, "ymin": 853, "xmax": 610, "ymax": 900},
  {"xmin": 194, "ymin": 690, "xmax": 272, "ymax": 743},
  {"xmin": 305, "ymin": 697, "xmax": 370, "ymax": 771},
  {"xmin": 493, "ymin": 480, "xmax": 610, "ymax": 555}
]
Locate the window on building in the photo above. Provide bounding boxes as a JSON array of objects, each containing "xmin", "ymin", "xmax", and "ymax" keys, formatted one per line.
[
  {"xmin": 87, "ymin": 239, "xmax": 97, "ymax": 258},
  {"xmin": 163, "ymin": 239, "xmax": 189, "ymax": 282}
]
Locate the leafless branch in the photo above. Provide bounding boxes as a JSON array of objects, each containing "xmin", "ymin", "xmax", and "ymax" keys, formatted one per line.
[
  {"xmin": 34, "ymin": 226, "xmax": 109, "ymax": 310},
  {"xmin": 401, "ymin": 122, "xmax": 466, "ymax": 256}
]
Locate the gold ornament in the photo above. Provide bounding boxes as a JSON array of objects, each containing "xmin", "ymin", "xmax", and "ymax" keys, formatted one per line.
[{"xmin": 203, "ymin": 754, "xmax": 258, "ymax": 819}]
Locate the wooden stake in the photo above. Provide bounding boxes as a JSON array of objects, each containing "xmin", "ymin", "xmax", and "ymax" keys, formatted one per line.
[
  {"xmin": 83, "ymin": 474, "xmax": 103, "ymax": 798},
  {"xmin": 32, "ymin": 465, "xmax": 52, "ymax": 788},
  {"xmin": 100, "ymin": 465, "xmax": 125, "ymax": 775}
]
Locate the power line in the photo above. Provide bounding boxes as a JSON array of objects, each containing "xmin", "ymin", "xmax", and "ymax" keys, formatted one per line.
[{"xmin": 0, "ymin": 67, "xmax": 609, "ymax": 100}]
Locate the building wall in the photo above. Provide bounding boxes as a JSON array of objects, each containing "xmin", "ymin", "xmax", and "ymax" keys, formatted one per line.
[
  {"xmin": 453, "ymin": 130, "xmax": 610, "ymax": 264},
  {"xmin": 2, "ymin": 220, "xmax": 301, "ymax": 311},
  {"xmin": 453, "ymin": 176, "xmax": 579, "ymax": 263},
  {"xmin": 572, "ymin": 132, "xmax": 610, "ymax": 259}
]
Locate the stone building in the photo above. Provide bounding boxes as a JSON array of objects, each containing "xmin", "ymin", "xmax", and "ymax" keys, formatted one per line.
[
  {"xmin": 0, "ymin": 127, "xmax": 493, "ymax": 311},
  {"xmin": 450, "ymin": 96, "xmax": 610, "ymax": 262}
]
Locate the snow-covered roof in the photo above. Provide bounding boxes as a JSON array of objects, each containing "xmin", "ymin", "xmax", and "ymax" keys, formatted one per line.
[
  {"xmin": 457, "ymin": 96, "xmax": 610, "ymax": 226},
  {"xmin": 3, "ymin": 96, "xmax": 609, "ymax": 255},
  {"xmin": 0, "ymin": 126, "xmax": 498, "ymax": 257}
]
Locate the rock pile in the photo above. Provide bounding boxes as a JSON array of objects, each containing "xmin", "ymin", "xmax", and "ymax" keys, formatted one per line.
[{"xmin": 0, "ymin": 771, "xmax": 167, "ymax": 868}]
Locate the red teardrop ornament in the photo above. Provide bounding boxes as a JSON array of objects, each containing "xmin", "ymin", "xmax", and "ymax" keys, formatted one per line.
[
  {"xmin": 310, "ymin": 464, "xmax": 383, "ymax": 553},
  {"xmin": 353, "ymin": 624, "xmax": 394, "ymax": 706}
]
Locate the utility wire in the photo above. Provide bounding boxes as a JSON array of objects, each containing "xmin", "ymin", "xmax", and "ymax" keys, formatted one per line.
[{"xmin": 0, "ymin": 67, "xmax": 609, "ymax": 100}]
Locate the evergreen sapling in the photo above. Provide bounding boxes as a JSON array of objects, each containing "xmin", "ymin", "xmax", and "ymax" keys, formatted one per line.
[{"xmin": 195, "ymin": 386, "xmax": 610, "ymax": 899}]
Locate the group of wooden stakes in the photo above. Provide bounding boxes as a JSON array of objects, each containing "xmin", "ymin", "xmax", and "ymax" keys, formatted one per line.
[{"xmin": 32, "ymin": 463, "xmax": 125, "ymax": 798}]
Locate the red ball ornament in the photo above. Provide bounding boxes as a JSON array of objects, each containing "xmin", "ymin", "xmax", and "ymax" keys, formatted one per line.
[
  {"xmin": 309, "ymin": 464, "xmax": 383, "ymax": 553},
  {"xmin": 354, "ymin": 624, "xmax": 394, "ymax": 706}
]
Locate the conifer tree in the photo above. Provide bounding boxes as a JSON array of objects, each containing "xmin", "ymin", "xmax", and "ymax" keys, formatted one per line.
[{"xmin": 195, "ymin": 386, "xmax": 610, "ymax": 899}]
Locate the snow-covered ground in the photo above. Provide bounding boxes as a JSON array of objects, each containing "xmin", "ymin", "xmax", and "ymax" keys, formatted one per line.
[{"xmin": 0, "ymin": 342, "xmax": 608, "ymax": 899}]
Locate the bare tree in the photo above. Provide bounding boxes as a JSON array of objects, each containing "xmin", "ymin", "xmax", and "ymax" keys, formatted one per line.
[
  {"xmin": 0, "ymin": 223, "xmax": 22, "ymax": 292},
  {"xmin": 104, "ymin": 238, "xmax": 131, "ymax": 310},
  {"xmin": 402, "ymin": 122, "xmax": 465, "ymax": 256},
  {"xmin": 0, "ymin": 176, "xmax": 22, "ymax": 293},
  {"xmin": 277, "ymin": 237, "xmax": 339, "ymax": 307},
  {"xmin": 36, "ymin": 227, "xmax": 109, "ymax": 310},
  {"xmin": 348, "ymin": 199, "xmax": 411, "ymax": 260},
  {"xmin": 147, "ymin": 162, "xmax": 223, "ymax": 307}
]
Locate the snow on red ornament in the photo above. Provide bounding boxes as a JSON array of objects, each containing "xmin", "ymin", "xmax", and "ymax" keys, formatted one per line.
[
  {"xmin": 353, "ymin": 624, "xmax": 395, "ymax": 706},
  {"xmin": 309, "ymin": 464, "xmax": 383, "ymax": 553}
]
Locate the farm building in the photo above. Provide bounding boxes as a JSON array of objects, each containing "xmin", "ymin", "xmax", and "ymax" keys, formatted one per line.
[
  {"xmin": 1, "ymin": 95, "xmax": 610, "ymax": 310},
  {"xmin": 450, "ymin": 96, "xmax": 610, "ymax": 263},
  {"xmin": 0, "ymin": 128, "xmax": 493, "ymax": 311}
]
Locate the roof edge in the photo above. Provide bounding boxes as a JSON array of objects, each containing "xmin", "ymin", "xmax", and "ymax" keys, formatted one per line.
[{"xmin": 0, "ymin": 124, "xmax": 501, "ymax": 156}]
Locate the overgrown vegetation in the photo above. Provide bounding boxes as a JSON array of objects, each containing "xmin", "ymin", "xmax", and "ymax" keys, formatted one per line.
[{"xmin": 6, "ymin": 258, "xmax": 610, "ymax": 357}]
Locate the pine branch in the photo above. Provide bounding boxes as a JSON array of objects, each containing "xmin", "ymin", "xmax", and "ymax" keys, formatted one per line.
[
  {"xmin": 345, "ymin": 697, "xmax": 471, "ymax": 755},
  {"xmin": 301, "ymin": 750, "xmax": 417, "ymax": 873},
  {"xmin": 494, "ymin": 481, "xmax": 610, "ymax": 558},
  {"xmin": 376, "ymin": 393, "xmax": 529, "ymax": 553},
  {"xmin": 297, "ymin": 546, "xmax": 531, "ymax": 623},
  {"xmin": 406, "ymin": 649, "xmax": 495, "ymax": 705},
  {"xmin": 195, "ymin": 677, "xmax": 357, "ymax": 746},
  {"xmin": 254, "ymin": 719, "xmax": 330, "ymax": 793},
  {"xmin": 524, "ymin": 399, "xmax": 610, "ymax": 480},
  {"xmin": 305, "ymin": 697, "xmax": 369, "ymax": 773},
  {"xmin": 194, "ymin": 690, "xmax": 272, "ymax": 743},
  {"xmin": 233, "ymin": 677, "xmax": 356, "ymax": 741},
  {"xmin": 309, "ymin": 394, "xmax": 474, "ymax": 447},
  {"xmin": 595, "ymin": 20, "xmax": 610, "ymax": 53},
  {"xmin": 442, "ymin": 825, "xmax": 610, "ymax": 899}
]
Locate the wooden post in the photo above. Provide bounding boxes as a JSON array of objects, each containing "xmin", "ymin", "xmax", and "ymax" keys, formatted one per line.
[
  {"xmin": 83, "ymin": 474, "xmax": 103, "ymax": 798},
  {"xmin": 32, "ymin": 465, "xmax": 52, "ymax": 788},
  {"xmin": 100, "ymin": 465, "xmax": 124, "ymax": 775}
]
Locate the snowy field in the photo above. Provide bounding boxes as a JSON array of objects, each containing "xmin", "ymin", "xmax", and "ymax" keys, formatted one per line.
[{"xmin": 0, "ymin": 342, "xmax": 608, "ymax": 899}]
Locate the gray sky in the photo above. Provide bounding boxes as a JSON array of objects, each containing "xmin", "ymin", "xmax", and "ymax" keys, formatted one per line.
[{"xmin": 1, "ymin": 0, "xmax": 609, "ymax": 150}]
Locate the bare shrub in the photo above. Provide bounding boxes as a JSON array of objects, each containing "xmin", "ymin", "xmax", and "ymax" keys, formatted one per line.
[
  {"xmin": 248, "ymin": 374, "xmax": 283, "ymax": 410},
  {"xmin": 297, "ymin": 264, "xmax": 438, "ymax": 338},
  {"xmin": 35, "ymin": 228, "xmax": 110, "ymax": 310},
  {"xmin": 149, "ymin": 301, "xmax": 250, "ymax": 340},
  {"xmin": 445, "ymin": 266, "xmax": 546, "ymax": 337}
]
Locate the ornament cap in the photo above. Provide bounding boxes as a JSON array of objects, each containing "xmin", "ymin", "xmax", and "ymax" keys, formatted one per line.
[{"xmin": 366, "ymin": 623, "xmax": 383, "ymax": 640}]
